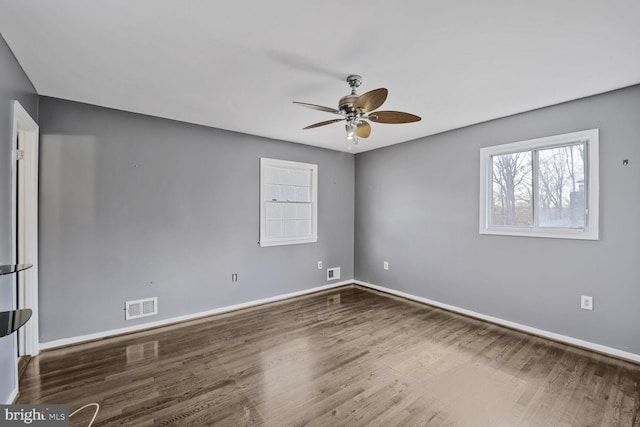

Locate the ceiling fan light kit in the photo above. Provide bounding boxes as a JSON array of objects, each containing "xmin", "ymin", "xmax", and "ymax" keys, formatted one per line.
[{"xmin": 294, "ymin": 74, "xmax": 421, "ymax": 148}]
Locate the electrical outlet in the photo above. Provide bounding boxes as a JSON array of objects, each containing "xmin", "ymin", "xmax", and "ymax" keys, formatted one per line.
[
  {"xmin": 580, "ymin": 295, "xmax": 593, "ymax": 310},
  {"xmin": 232, "ymin": 273, "xmax": 238, "ymax": 282},
  {"xmin": 383, "ymin": 261, "xmax": 389, "ymax": 270},
  {"xmin": 317, "ymin": 261, "xmax": 323, "ymax": 270}
]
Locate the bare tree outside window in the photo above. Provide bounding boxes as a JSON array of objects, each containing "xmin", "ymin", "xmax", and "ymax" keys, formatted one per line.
[
  {"xmin": 537, "ymin": 144, "xmax": 585, "ymax": 228},
  {"xmin": 480, "ymin": 129, "xmax": 598, "ymax": 240},
  {"xmin": 489, "ymin": 143, "xmax": 585, "ymax": 228},
  {"xmin": 491, "ymin": 152, "xmax": 532, "ymax": 226}
]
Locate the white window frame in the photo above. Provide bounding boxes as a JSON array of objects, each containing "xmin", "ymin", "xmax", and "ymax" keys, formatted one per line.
[
  {"xmin": 479, "ymin": 129, "xmax": 599, "ymax": 240},
  {"xmin": 259, "ymin": 157, "xmax": 318, "ymax": 247}
]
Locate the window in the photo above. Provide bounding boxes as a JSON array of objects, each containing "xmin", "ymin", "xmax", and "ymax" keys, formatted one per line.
[
  {"xmin": 259, "ymin": 158, "xmax": 318, "ymax": 247},
  {"xmin": 480, "ymin": 129, "xmax": 599, "ymax": 240}
]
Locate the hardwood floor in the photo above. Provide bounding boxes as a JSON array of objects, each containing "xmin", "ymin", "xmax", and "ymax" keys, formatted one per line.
[
  {"xmin": 17, "ymin": 355, "xmax": 31, "ymax": 381},
  {"xmin": 18, "ymin": 286, "xmax": 640, "ymax": 426}
]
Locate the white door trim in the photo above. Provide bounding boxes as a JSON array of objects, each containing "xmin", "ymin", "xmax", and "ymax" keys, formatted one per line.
[{"xmin": 10, "ymin": 100, "xmax": 39, "ymax": 360}]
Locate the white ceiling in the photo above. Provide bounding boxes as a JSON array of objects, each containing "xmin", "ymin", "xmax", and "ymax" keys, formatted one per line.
[{"xmin": 1, "ymin": 1, "xmax": 639, "ymax": 153}]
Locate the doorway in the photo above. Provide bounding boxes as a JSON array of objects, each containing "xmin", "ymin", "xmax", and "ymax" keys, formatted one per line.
[{"xmin": 11, "ymin": 100, "xmax": 39, "ymax": 359}]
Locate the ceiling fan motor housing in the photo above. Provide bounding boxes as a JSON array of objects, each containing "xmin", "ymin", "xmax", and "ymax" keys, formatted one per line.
[{"xmin": 339, "ymin": 94, "xmax": 358, "ymax": 112}]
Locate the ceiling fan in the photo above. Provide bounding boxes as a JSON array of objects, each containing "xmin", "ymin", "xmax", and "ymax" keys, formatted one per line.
[{"xmin": 293, "ymin": 74, "xmax": 421, "ymax": 145}]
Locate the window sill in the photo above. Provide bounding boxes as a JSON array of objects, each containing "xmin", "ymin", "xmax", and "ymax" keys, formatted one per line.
[
  {"xmin": 259, "ymin": 237, "xmax": 318, "ymax": 247},
  {"xmin": 480, "ymin": 228, "xmax": 598, "ymax": 240}
]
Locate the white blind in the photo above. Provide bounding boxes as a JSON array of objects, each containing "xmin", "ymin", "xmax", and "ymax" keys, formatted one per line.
[{"xmin": 260, "ymin": 158, "xmax": 318, "ymax": 246}]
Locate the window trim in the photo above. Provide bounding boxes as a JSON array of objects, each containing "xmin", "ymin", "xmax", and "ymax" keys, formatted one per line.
[
  {"xmin": 259, "ymin": 157, "xmax": 318, "ymax": 247},
  {"xmin": 479, "ymin": 129, "xmax": 599, "ymax": 240}
]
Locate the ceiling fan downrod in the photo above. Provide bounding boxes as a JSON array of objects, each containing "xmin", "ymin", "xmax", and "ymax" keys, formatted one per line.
[
  {"xmin": 339, "ymin": 75, "xmax": 362, "ymax": 113},
  {"xmin": 346, "ymin": 74, "xmax": 362, "ymax": 94}
]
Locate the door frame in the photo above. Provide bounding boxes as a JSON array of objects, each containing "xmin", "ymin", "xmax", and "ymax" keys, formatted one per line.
[{"xmin": 10, "ymin": 100, "xmax": 39, "ymax": 359}]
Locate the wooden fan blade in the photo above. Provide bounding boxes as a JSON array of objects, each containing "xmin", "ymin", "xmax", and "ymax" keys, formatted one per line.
[
  {"xmin": 368, "ymin": 111, "xmax": 421, "ymax": 124},
  {"xmin": 353, "ymin": 88, "xmax": 388, "ymax": 112},
  {"xmin": 356, "ymin": 121, "xmax": 371, "ymax": 138},
  {"xmin": 303, "ymin": 118, "xmax": 345, "ymax": 129},
  {"xmin": 293, "ymin": 102, "xmax": 342, "ymax": 115}
]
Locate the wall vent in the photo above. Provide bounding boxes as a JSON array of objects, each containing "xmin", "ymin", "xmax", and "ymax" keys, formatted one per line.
[
  {"xmin": 125, "ymin": 297, "xmax": 158, "ymax": 320},
  {"xmin": 327, "ymin": 267, "xmax": 341, "ymax": 281}
]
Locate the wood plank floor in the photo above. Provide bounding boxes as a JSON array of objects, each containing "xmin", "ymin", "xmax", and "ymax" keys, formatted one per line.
[{"xmin": 18, "ymin": 285, "xmax": 640, "ymax": 426}]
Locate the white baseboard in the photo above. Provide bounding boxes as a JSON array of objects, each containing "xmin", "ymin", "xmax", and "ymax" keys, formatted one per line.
[
  {"xmin": 40, "ymin": 280, "xmax": 352, "ymax": 350},
  {"xmin": 354, "ymin": 280, "xmax": 640, "ymax": 364}
]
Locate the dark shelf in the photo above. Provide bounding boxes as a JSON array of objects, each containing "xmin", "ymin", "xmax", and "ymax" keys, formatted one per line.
[
  {"xmin": 0, "ymin": 309, "xmax": 32, "ymax": 337},
  {"xmin": 0, "ymin": 264, "xmax": 33, "ymax": 275},
  {"xmin": 0, "ymin": 264, "xmax": 34, "ymax": 337}
]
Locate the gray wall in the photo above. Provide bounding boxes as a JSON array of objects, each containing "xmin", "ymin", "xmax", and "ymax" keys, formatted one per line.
[
  {"xmin": 355, "ymin": 85, "xmax": 640, "ymax": 355},
  {"xmin": 38, "ymin": 97, "xmax": 354, "ymax": 343},
  {"xmin": 0, "ymin": 35, "xmax": 38, "ymax": 403}
]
